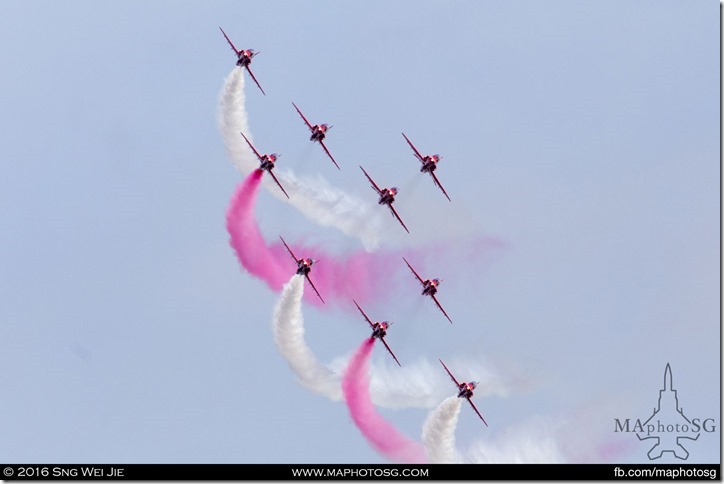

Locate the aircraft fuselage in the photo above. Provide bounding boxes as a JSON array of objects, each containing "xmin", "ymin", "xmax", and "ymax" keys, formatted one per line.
[
  {"xmin": 379, "ymin": 192, "xmax": 395, "ymax": 205},
  {"xmin": 296, "ymin": 260, "xmax": 312, "ymax": 276},
  {"xmin": 310, "ymin": 126, "xmax": 327, "ymax": 141},
  {"xmin": 371, "ymin": 322, "xmax": 388, "ymax": 339},
  {"xmin": 421, "ymin": 163, "xmax": 435, "ymax": 173},
  {"xmin": 458, "ymin": 388, "xmax": 473, "ymax": 399},
  {"xmin": 457, "ymin": 383, "xmax": 475, "ymax": 399}
]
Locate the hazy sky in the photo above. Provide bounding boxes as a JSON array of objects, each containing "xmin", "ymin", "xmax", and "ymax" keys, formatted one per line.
[{"xmin": 0, "ymin": 0, "xmax": 719, "ymax": 466}]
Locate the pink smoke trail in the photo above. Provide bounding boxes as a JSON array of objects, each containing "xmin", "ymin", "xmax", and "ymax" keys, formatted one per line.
[
  {"xmin": 225, "ymin": 169, "xmax": 288, "ymax": 291},
  {"xmin": 225, "ymin": 170, "xmax": 406, "ymax": 307},
  {"xmin": 342, "ymin": 338, "xmax": 428, "ymax": 464}
]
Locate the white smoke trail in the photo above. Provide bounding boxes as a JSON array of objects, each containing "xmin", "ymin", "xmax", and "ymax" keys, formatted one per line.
[
  {"xmin": 460, "ymin": 419, "xmax": 566, "ymax": 463},
  {"xmin": 217, "ymin": 68, "xmax": 254, "ymax": 171},
  {"xmin": 422, "ymin": 394, "xmax": 567, "ymax": 463},
  {"xmin": 422, "ymin": 394, "xmax": 629, "ymax": 463},
  {"xmin": 217, "ymin": 68, "xmax": 383, "ymax": 250},
  {"xmin": 271, "ymin": 274, "xmax": 520, "ymax": 408},
  {"xmin": 271, "ymin": 274, "xmax": 342, "ymax": 399},
  {"xmin": 330, "ymin": 354, "xmax": 517, "ymax": 409},
  {"xmin": 422, "ymin": 396, "xmax": 462, "ymax": 463}
]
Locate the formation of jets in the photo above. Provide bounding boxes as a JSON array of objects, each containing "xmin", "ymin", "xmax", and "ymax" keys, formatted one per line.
[
  {"xmin": 220, "ymin": 29, "xmax": 488, "ymax": 428},
  {"xmin": 220, "ymin": 26, "xmax": 453, "ymax": 228}
]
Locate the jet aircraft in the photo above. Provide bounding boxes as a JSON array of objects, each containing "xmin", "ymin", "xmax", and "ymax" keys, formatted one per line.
[
  {"xmin": 359, "ymin": 166, "xmax": 409, "ymax": 234},
  {"xmin": 403, "ymin": 257, "xmax": 452, "ymax": 324},
  {"xmin": 439, "ymin": 359, "xmax": 488, "ymax": 426},
  {"xmin": 401, "ymin": 132, "xmax": 450, "ymax": 201},
  {"xmin": 240, "ymin": 131, "xmax": 289, "ymax": 199},
  {"xmin": 353, "ymin": 300, "xmax": 401, "ymax": 366},
  {"xmin": 280, "ymin": 236, "xmax": 324, "ymax": 303},
  {"xmin": 292, "ymin": 102, "xmax": 340, "ymax": 170},
  {"xmin": 219, "ymin": 27, "xmax": 266, "ymax": 95}
]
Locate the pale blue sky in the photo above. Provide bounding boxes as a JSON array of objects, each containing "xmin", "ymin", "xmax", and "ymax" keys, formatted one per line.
[{"xmin": 0, "ymin": 0, "xmax": 719, "ymax": 465}]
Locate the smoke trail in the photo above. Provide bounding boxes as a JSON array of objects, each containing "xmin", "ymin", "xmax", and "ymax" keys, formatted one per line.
[
  {"xmin": 422, "ymin": 398, "xmax": 565, "ymax": 463},
  {"xmin": 438, "ymin": 398, "xmax": 631, "ymax": 463},
  {"xmin": 342, "ymin": 338, "xmax": 428, "ymax": 464},
  {"xmin": 217, "ymin": 68, "xmax": 254, "ymax": 171},
  {"xmin": 460, "ymin": 422, "xmax": 565, "ymax": 463},
  {"xmin": 362, "ymin": 355, "xmax": 516, "ymax": 409},
  {"xmin": 271, "ymin": 274, "xmax": 341, "ymax": 399},
  {"xmin": 225, "ymin": 169, "xmax": 288, "ymax": 292},
  {"xmin": 422, "ymin": 396, "xmax": 462, "ymax": 463},
  {"xmin": 217, "ymin": 68, "xmax": 383, "ymax": 250},
  {"xmin": 225, "ymin": 169, "xmax": 400, "ymax": 307},
  {"xmin": 422, "ymin": 400, "xmax": 622, "ymax": 463}
]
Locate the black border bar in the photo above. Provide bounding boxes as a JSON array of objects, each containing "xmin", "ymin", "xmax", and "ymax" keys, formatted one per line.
[{"xmin": 0, "ymin": 464, "xmax": 721, "ymax": 481}]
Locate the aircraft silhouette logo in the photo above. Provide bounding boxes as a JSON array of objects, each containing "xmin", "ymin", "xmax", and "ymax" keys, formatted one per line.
[{"xmin": 636, "ymin": 363, "xmax": 699, "ymax": 460}]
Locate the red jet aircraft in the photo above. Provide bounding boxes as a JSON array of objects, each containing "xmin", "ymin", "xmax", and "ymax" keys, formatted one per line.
[
  {"xmin": 353, "ymin": 300, "xmax": 401, "ymax": 367},
  {"xmin": 239, "ymin": 131, "xmax": 289, "ymax": 199},
  {"xmin": 219, "ymin": 27, "xmax": 266, "ymax": 96},
  {"xmin": 403, "ymin": 257, "xmax": 452, "ymax": 324},
  {"xmin": 292, "ymin": 102, "xmax": 340, "ymax": 170},
  {"xmin": 359, "ymin": 166, "xmax": 410, "ymax": 234},
  {"xmin": 401, "ymin": 133, "xmax": 450, "ymax": 201},
  {"xmin": 439, "ymin": 359, "xmax": 488, "ymax": 426},
  {"xmin": 280, "ymin": 236, "xmax": 324, "ymax": 304}
]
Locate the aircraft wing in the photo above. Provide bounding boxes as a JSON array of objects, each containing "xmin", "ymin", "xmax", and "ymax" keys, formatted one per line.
[
  {"xmin": 239, "ymin": 131, "xmax": 263, "ymax": 161},
  {"xmin": 380, "ymin": 337, "xmax": 402, "ymax": 367},
  {"xmin": 430, "ymin": 171, "xmax": 451, "ymax": 202},
  {"xmin": 292, "ymin": 102, "xmax": 313, "ymax": 131},
  {"xmin": 353, "ymin": 300, "xmax": 375, "ymax": 329},
  {"xmin": 279, "ymin": 236, "xmax": 299, "ymax": 264},
  {"xmin": 439, "ymin": 359, "xmax": 461, "ymax": 388},
  {"xmin": 402, "ymin": 257, "xmax": 425, "ymax": 285},
  {"xmin": 245, "ymin": 65, "xmax": 266, "ymax": 96},
  {"xmin": 219, "ymin": 27, "xmax": 240, "ymax": 56},
  {"xmin": 267, "ymin": 169, "xmax": 290, "ymax": 199},
  {"xmin": 359, "ymin": 166, "xmax": 382, "ymax": 195},
  {"xmin": 401, "ymin": 132, "xmax": 425, "ymax": 162},
  {"xmin": 318, "ymin": 139, "xmax": 340, "ymax": 170},
  {"xmin": 387, "ymin": 203, "xmax": 410, "ymax": 234},
  {"xmin": 466, "ymin": 398, "xmax": 489, "ymax": 427},
  {"xmin": 305, "ymin": 274, "xmax": 325, "ymax": 304},
  {"xmin": 431, "ymin": 294, "xmax": 453, "ymax": 324}
]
